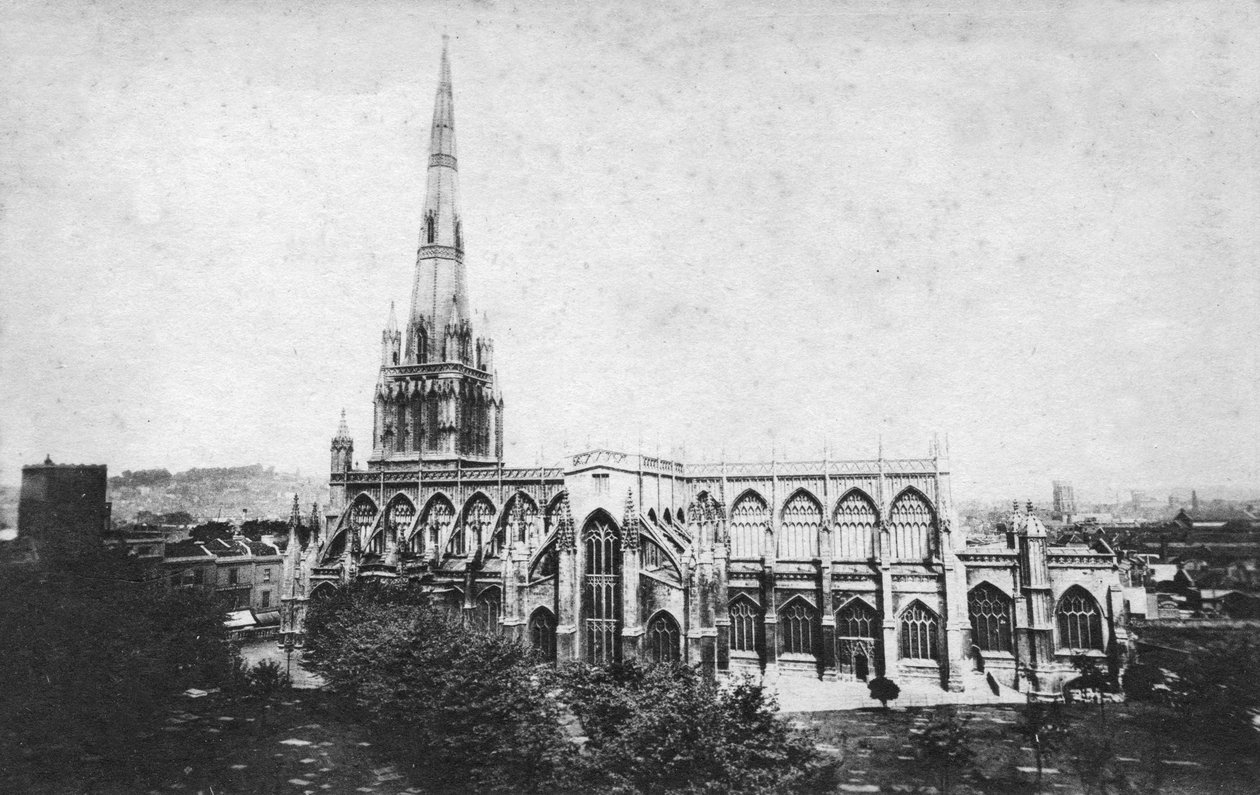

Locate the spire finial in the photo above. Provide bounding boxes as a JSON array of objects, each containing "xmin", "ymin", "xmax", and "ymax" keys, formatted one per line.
[
  {"xmin": 386, "ymin": 301, "xmax": 397, "ymax": 332},
  {"xmin": 335, "ymin": 409, "xmax": 350, "ymax": 440}
]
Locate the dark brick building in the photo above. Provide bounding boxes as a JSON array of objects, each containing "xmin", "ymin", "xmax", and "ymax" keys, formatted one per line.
[{"xmin": 19, "ymin": 457, "xmax": 111, "ymax": 561}]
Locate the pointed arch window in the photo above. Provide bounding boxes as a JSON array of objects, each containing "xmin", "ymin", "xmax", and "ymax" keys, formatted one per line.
[
  {"xmin": 890, "ymin": 490, "xmax": 935, "ymax": 561},
  {"xmin": 385, "ymin": 497, "xmax": 416, "ymax": 554},
  {"xmin": 729, "ymin": 598, "xmax": 761, "ymax": 653},
  {"xmin": 454, "ymin": 218, "xmax": 463, "ymax": 252},
  {"xmin": 969, "ymin": 584, "xmax": 1013, "ymax": 653},
  {"xmin": 582, "ymin": 515, "xmax": 622, "ymax": 664},
  {"xmin": 475, "ymin": 588, "xmax": 501, "ymax": 633},
  {"xmin": 350, "ymin": 497, "xmax": 377, "ymax": 541},
  {"xmin": 778, "ymin": 491, "xmax": 822, "ymax": 560},
  {"xmin": 899, "ymin": 602, "xmax": 940, "ymax": 661},
  {"xmin": 425, "ymin": 211, "xmax": 436, "ymax": 244},
  {"xmin": 834, "ymin": 490, "xmax": 878, "ymax": 561},
  {"xmin": 529, "ymin": 608, "xmax": 557, "ymax": 662},
  {"xmin": 779, "ymin": 599, "xmax": 817, "ymax": 657},
  {"xmin": 1056, "ymin": 587, "xmax": 1105, "ymax": 651},
  {"xmin": 420, "ymin": 496, "xmax": 454, "ymax": 559},
  {"xmin": 729, "ymin": 492, "xmax": 769, "ymax": 559},
  {"xmin": 837, "ymin": 598, "xmax": 878, "ymax": 639},
  {"xmin": 645, "ymin": 612, "xmax": 681, "ymax": 664}
]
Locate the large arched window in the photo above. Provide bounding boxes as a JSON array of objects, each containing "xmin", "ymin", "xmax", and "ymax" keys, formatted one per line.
[
  {"xmin": 837, "ymin": 598, "xmax": 878, "ymax": 639},
  {"xmin": 420, "ymin": 495, "xmax": 454, "ymax": 558},
  {"xmin": 729, "ymin": 491, "xmax": 769, "ymax": 559},
  {"xmin": 779, "ymin": 599, "xmax": 817, "ymax": 657},
  {"xmin": 969, "ymin": 583, "xmax": 1013, "ymax": 653},
  {"xmin": 890, "ymin": 489, "xmax": 935, "ymax": 561},
  {"xmin": 834, "ymin": 490, "xmax": 878, "ymax": 561},
  {"xmin": 384, "ymin": 496, "xmax": 416, "ymax": 554},
  {"xmin": 458, "ymin": 494, "xmax": 495, "ymax": 557},
  {"xmin": 728, "ymin": 597, "xmax": 761, "ymax": 653},
  {"xmin": 899, "ymin": 601, "xmax": 940, "ymax": 661},
  {"xmin": 1057, "ymin": 586, "xmax": 1105, "ymax": 651},
  {"xmin": 475, "ymin": 588, "xmax": 501, "ymax": 633},
  {"xmin": 778, "ymin": 491, "xmax": 821, "ymax": 560},
  {"xmin": 529, "ymin": 608, "xmax": 557, "ymax": 662},
  {"xmin": 582, "ymin": 514, "xmax": 622, "ymax": 664},
  {"xmin": 350, "ymin": 496, "xmax": 378, "ymax": 547},
  {"xmin": 645, "ymin": 612, "xmax": 681, "ymax": 664}
]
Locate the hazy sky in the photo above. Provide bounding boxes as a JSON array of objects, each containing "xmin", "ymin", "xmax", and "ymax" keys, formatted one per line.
[{"xmin": 2, "ymin": 0, "xmax": 1257, "ymax": 502}]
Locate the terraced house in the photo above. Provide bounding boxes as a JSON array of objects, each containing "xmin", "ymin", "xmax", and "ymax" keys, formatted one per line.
[{"xmin": 283, "ymin": 41, "xmax": 1129, "ymax": 698}]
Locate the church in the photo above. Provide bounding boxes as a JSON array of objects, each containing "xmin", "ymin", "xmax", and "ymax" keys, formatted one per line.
[{"xmin": 283, "ymin": 42, "xmax": 1129, "ymax": 698}]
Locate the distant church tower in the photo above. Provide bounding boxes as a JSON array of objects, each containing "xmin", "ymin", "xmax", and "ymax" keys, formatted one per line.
[{"xmin": 364, "ymin": 38, "xmax": 502, "ymax": 467}]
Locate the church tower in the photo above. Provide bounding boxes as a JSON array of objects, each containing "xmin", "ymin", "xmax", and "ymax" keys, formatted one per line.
[{"xmin": 370, "ymin": 39, "xmax": 503, "ymax": 467}]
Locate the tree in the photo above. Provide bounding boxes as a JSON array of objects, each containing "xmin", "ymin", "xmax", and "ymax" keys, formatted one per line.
[
  {"xmin": 1174, "ymin": 635, "xmax": 1260, "ymax": 752},
  {"xmin": 558, "ymin": 661, "xmax": 834, "ymax": 794},
  {"xmin": 1014, "ymin": 698, "xmax": 1067, "ymax": 789},
  {"xmin": 303, "ymin": 581, "xmax": 571, "ymax": 793},
  {"xmin": 1120, "ymin": 663, "xmax": 1164, "ymax": 703},
  {"xmin": 0, "ymin": 552, "xmax": 237, "ymax": 787},
  {"xmin": 914, "ymin": 706, "xmax": 976, "ymax": 795},
  {"xmin": 868, "ymin": 676, "xmax": 900, "ymax": 710}
]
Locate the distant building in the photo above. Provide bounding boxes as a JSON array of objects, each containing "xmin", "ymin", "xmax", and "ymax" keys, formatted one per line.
[
  {"xmin": 1052, "ymin": 481, "xmax": 1076, "ymax": 521},
  {"xmin": 18, "ymin": 457, "xmax": 110, "ymax": 561}
]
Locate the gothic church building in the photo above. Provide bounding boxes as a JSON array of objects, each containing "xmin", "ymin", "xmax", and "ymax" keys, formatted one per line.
[{"xmin": 284, "ymin": 43, "xmax": 1129, "ymax": 697}]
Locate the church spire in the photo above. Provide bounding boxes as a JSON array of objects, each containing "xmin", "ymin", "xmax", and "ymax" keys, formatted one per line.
[{"xmin": 408, "ymin": 36, "xmax": 469, "ymax": 364}]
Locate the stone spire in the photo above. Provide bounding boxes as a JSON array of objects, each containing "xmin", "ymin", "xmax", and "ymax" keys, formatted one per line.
[
  {"xmin": 408, "ymin": 36, "xmax": 471, "ymax": 364},
  {"xmin": 334, "ymin": 409, "xmax": 351, "ymax": 442}
]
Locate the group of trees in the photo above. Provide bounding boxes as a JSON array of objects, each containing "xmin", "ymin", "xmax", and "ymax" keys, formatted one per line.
[
  {"xmin": 302, "ymin": 581, "xmax": 836, "ymax": 794},
  {"xmin": 0, "ymin": 553, "xmax": 240, "ymax": 784}
]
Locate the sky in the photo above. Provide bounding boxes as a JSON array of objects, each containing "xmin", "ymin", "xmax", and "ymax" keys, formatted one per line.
[{"xmin": 1, "ymin": 0, "xmax": 1257, "ymax": 503}]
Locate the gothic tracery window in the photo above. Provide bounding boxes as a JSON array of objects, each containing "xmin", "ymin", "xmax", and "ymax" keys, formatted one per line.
[
  {"xmin": 529, "ymin": 608, "xmax": 557, "ymax": 662},
  {"xmin": 385, "ymin": 496, "xmax": 416, "ymax": 554},
  {"xmin": 778, "ymin": 491, "xmax": 821, "ymax": 560},
  {"xmin": 582, "ymin": 515, "xmax": 622, "ymax": 664},
  {"xmin": 779, "ymin": 599, "xmax": 817, "ymax": 657},
  {"xmin": 351, "ymin": 497, "xmax": 377, "ymax": 544},
  {"xmin": 421, "ymin": 496, "xmax": 454, "ymax": 558},
  {"xmin": 969, "ymin": 583, "xmax": 1013, "ymax": 653},
  {"xmin": 899, "ymin": 601, "xmax": 940, "ymax": 661},
  {"xmin": 1057, "ymin": 586, "xmax": 1105, "ymax": 651},
  {"xmin": 475, "ymin": 588, "xmax": 501, "ymax": 633},
  {"xmin": 890, "ymin": 489, "xmax": 935, "ymax": 561},
  {"xmin": 729, "ymin": 598, "xmax": 760, "ymax": 653},
  {"xmin": 645, "ymin": 612, "xmax": 681, "ymax": 664},
  {"xmin": 729, "ymin": 492, "xmax": 769, "ymax": 559},
  {"xmin": 837, "ymin": 598, "xmax": 878, "ymax": 639},
  {"xmin": 834, "ymin": 490, "xmax": 878, "ymax": 560},
  {"xmin": 460, "ymin": 494, "xmax": 495, "ymax": 557}
]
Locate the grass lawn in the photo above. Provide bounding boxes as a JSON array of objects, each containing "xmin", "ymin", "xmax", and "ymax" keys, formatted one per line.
[
  {"xmin": 793, "ymin": 701, "xmax": 1259, "ymax": 794},
  {"xmin": 1, "ymin": 691, "xmax": 424, "ymax": 795}
]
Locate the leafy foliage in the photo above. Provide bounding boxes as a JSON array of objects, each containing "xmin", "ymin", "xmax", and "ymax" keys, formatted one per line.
[
  {"xmin": 558, "ymin": 661, "xmax": 835, "ymax": 793},
  {"xmin": 1014, "ymin": 699, "xmax": 1067, "ymax": 785},
  {"xmin": 1174, "ymin": 635, "xmax": 1260, "ymax": 752},
  {"xmin": 0, "ymin": 553, "xmax": 237, "ymax": 778},
  {"xmin": 302, "ymin": 580, "xmax": 571, "ymax": 792},
  {"xmin": 868, "ymin": 676, "xmax": 900, "ymax": 709},
  {"xmin": 305, "ymin": 581, "xmax": 834, "ymax": 794},
  {"xmin": 913, "ymin": 706, "xmax": 976, "ymax": 794}
]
